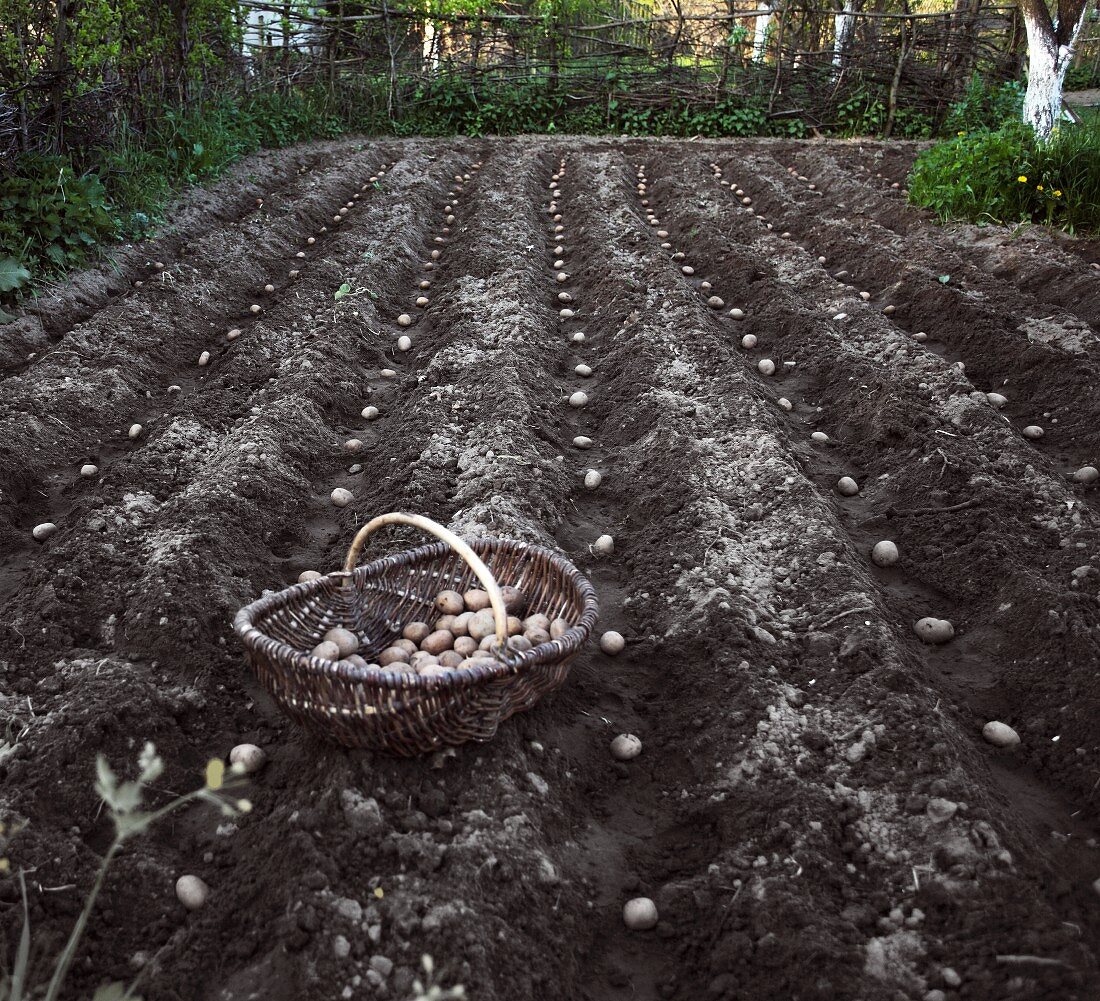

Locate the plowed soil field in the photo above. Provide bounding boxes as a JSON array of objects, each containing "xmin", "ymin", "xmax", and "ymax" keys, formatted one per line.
[{"xmin": 3, "ymin": 137, "xmax": 1100, "ymax": 1001}]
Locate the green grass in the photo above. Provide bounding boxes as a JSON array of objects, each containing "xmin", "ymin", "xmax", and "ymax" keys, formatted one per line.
[{"xmin": 907, "ymin": 118, "xmax": 1100, "ymax": 233}]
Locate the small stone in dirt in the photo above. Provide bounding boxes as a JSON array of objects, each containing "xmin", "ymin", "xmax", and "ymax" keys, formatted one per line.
[
  {"xmin": 741, "ymin": 334, "xmax": 758, "ymax": 349},
  {"xmin": 370, "ymin": 956, "xmax": 394, "ymax": 978},
  {"xmin": 299, "ymin": 570, "xmax": 323, "ymax": 582},
  {"xmin": 249, "ymin": 304, "xmax": 261, "ymax": 315},
  {"xmin": 836, "ymin": 476, "xmax": 859, "ymax": 496},
  {"xmin": 982, "ymin": 721, "xmax": 1021, "ymax": 748},
  {"xmin": 333, "ymin": 935, "xmax": 351, "ymax": 960},
  {"xmin": 80, "ymin": 464, "xmax": 99, "ymax": 478},
  {"xmin": 926, "ymin": 798, "xmax": 958, "ymax": 823},
  {"xmin": 175, "ymin": 875, "xmax": 209, "ymax": 910},
  {"xmin": 527, "ymin": 772, "xmax": 550, "ymax": 796},
  {"xmin": 707, "ymin": 296, "xmax": 725, "ymax": 309},
  {"xmin": 569, "ymin": 391, "xmax": 588, "ymax": 408},
  {"xmin": 811, "ymin": 431, "xmax": 829, "ymax": 443},
  {"xmin": 941, "ymin": 968, "xmax": 962, "ymax": 988},
  {"xmin": 871, "ymin": 541, "xmax": 899, "ymax": 567},
  {"xmin": 331, "ymin": 488, "xmax": 354, "ymax": 508},
  {"xmin": 573, "ymin": 436, "xmax": 594, "ymax": 449},
  {"xmin": 572, "ymin": 331, "xmax": 585, "ymax": 343},
  {"xmin": 575, "ymin": 363, "xmax": 593, "ymax": 377},
  {"xmin": 883, "ymin": 305, "xmax": 895, "ymax": 315},
  {"xmin": 128, "ymin": 424, "xmax": 143, "ymax": 439},
  {"xmin": 986, "ymin": 392, "xmax": 1008, "ymax": 409},
  {"xmin": 227, "ymin": 328, "xmax": 241, "ymax": 340},
  {"xmin": 397, "ymin": 335, "xmax": 412, "ymax": 352},
  {"xmin": 345, "ymin": 439, "xmax": 363, "ymax": 453},
  {"xmin": 1072, "ymin": 465, "xmax": 1099, "ymax": 484},
  {"xmin": 600, "ymin": 631, "xmax": 625, "ymax": 655},
  {"xmin": 32, "ymin": 523, "xmax": 57, "ymax": 542},
  {"xmin": 584, "ymin": 469, "xmax": 602, "ymax": 490},
  {"xmin": 198, "ymin": 351, "xmax": 211, "ymax": 367},
  {"xmin": 362, "ymin": 405, "xmax": 380, "ymax": 420},
  {"xmin": 777, "ymin": 398, "xmax": 792, "ymax": 411},
  {"xmin": 397, "ymin": 314, "xmax": 412, "ymax": 327},
  {"xmin": 381, "ymin": 368, "xmax": 396, "ymax": 377},
  {"xmin": 913, "ymin": 332, "xmax": 927, "ymax": 342},
  {"xmin": 1022, "ymin": 425, "xmax": 1044, "ymax": 440},
  {"xmin": 229, "ymin": 744, "xmax": 266, "ymax": 774},
  {"xmin": 593, "ymin": 534, "xmax": 615, "ymax": 555},
  {"xmin": 914, "ymin": 617, "xmax": 954, "ymax": 644},
  {"xmin": 611, "ymin": 733, "xmax": 642, "ymax": 760},
  {"xmin": 729, "ymin": 308, "xmax": 745, "ymax": 319},
  {"xmin": 757, "ymin": 359, "xmax": 776, "ymax": 376},
  {"xmin": 623, "ymin": 897, "xmax": 658, "ymax": 930}
]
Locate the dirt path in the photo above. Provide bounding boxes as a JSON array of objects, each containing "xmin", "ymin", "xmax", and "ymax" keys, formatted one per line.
[{"xmin": 1, "ymin": 137, "xmax": 1098, "ymax": 1001}]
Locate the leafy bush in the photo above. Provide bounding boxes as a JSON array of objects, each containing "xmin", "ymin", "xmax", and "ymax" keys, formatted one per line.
[
  {"xmin": 0, "ymin": 156, "xmax": 117, "ymax": 279},
  {"xmin": 943, "ymin": 75, "xmax": 1026, "ymax": 135},
  {"xmin": 908, "ymin": 119, "xmax": 1100, "ymax": 233}
]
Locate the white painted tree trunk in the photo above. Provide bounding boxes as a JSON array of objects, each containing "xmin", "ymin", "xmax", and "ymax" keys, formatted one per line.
[
  {"xmin": 423, "ymin": 19, "xmax": 439, "ymax": 73},
  {"xmin": 752, "ymin": 5, "xmax": 774, "ymax": 62},
  {"xmin": 832, "ymin": 2, "xmax": 856, "ymax": 77},
  {"xmin": 1021, "ymin": 4, "xmax": 1088, "ymax": 140}
]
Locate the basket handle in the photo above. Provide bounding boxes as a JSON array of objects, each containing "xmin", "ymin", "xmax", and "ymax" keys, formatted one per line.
[{"xmin": 342, "ymin": 513, "xmax": 509, "ymax": 648}]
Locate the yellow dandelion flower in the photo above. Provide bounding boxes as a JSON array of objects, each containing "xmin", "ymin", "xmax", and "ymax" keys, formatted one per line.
[
  {"xmin": 1036, "ymin": 184, "xmax": 1044, "ymax": 192},
  {"xmin": 1053, "ymin": 189, "xmax": 1062, "ymax": 197},
  {"xmin": 957, "ymin": 130, "xmax": 965, "ymax": 136}
]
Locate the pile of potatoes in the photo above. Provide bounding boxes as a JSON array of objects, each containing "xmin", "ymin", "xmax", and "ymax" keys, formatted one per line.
[{"xmin": 307, "ymin": 585, "xmax": 572, "ymax": 678}]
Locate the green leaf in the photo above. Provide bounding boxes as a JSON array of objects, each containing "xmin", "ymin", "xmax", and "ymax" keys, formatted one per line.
[
  {"xmin": 938, "ymin": 274, "xmax": 951, "ymax": 284},
  {"xmin": 334, "ymin": 282, "xmax": 351, "ymax": 301},
  {"xmin": 0, "ymin": 256, "xmax": 31, "ymax": 293}
]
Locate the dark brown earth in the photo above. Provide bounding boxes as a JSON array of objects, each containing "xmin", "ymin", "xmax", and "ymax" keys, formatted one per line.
[{"xmin": 1, "ymin": 137, "xmax": 1099, "ymax": 1001}]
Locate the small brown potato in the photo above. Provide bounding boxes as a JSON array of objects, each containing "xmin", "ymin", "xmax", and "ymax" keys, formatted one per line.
[
  {"xmin": 435, "ymin": 614, "xmax": 458, "ymax": 634},
  {"xmin": 500, "ymin": 585, "xmax": 526, "ymax": 614},
  {"xmin": 468, "ymin": 609, "xmax": 497, "ymax": 642},
  {"xmin": 418, "ymin": 664, "xmax": 450, "ymax": 679},
  {"xmin": 394, "ymin": 638, "xmax": 418, "ymax": 656},
  {"xmin": 402, "ymin": 621, "xmax": 431, "ymax": 644},
  {"xmin": 323, "ymin": 628, "xmax": 359, "ymax": 657},
  {"xmin": 507, "ymin": 615, "xmax": 523, "ymax": 636},
  {"xmin": 379, "ymin": 646, "xmax": 411, "ymax": 666},
  {"xmin": 411, "ymin": 651, "xmax": 439, "ymax": 670},
  {"xmin": 454, "ymin": 636, "xmax": 478, "ymax": 658},
  {"xmin": 509, "ymin": 635, "xmax": 533, "ymax": 653},
  {"xmin": 525, "ymin": 627, "xmax": 551, "ymax": 646},
  {"xmin": 550, "ymin": 618, "xmax": 570, "ymax": 639},
  {"xmin": 421, "ymin": 630, "xmax": 455, "ymax": 655},
  {"xmin": 298, "ymin": 570, "xmax": 322, "ymax": 582},
  {"xmin": 436, "ymin": 590, "xmax": 465, "ymax": 615},
  {"xmin": 458, "ymin": 658, "xmax": 486, "ymax": 671},
  {"xmin": 438, "ymin": 650, "xmax": 463, "ymax": 668},
  {"xmin": 311, "ymin": 640, "xmax": 341, "ymax": 660},
  {"xmin": 464, "ymin": 588, "xmax": 491, "ymax": 612},
  {"xmin": 345, "ymin": 654, "xmax": 370, "ymax": 670},
  {"xmin": 524, "ymin": 613, "xmax": 551, "ymax": 633}
]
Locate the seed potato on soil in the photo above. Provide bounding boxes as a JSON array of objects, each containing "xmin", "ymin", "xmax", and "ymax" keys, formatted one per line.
[{"xmin": 2, "ymin": 137, "xmax": 1099, "ymax": 1001}]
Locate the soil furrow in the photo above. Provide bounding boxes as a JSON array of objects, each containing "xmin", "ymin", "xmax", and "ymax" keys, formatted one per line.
[
  {"xmin": 3, "ymin": 137, "xmax": 1099, "ymax": 1001},
  {"xmin": 0, "ymin": 141, "xmax": 354, "ymax": 374}
]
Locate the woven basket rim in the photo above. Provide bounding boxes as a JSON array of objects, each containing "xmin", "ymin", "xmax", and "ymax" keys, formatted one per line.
[{"xmin": 233, "ymin": 535, "xmax": 600, "ymax": 693}]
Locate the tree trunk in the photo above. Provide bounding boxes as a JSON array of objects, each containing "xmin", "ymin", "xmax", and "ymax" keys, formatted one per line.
[
  {"xmin": 1019, "ymin": 0, "xmax": 1089, "ymax": 140},
  {"xmin": 753, "ymin": 2, "xmax": 774, "ymax": 62},
  {"xmin": 832, "ymin": 1, "xmax": 856, "ymax": 77}
]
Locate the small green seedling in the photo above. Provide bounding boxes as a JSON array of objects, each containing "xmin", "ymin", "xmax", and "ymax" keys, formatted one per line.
[{"xmin": 1, "ymin": 743, "xmax": 248, "ymax": 1001}]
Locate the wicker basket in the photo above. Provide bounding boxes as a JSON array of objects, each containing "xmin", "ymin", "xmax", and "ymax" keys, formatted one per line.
[{"xmin": 234, "ymin": 512, "xmax": 600, "ymax": 755}]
